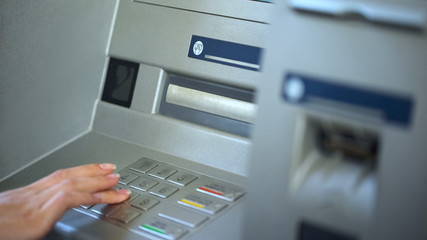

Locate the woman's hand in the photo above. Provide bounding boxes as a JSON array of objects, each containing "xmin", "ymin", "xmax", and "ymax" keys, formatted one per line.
[{"xmin": 0, "ymin": 163, "xmax": 130, "ymax": 240}]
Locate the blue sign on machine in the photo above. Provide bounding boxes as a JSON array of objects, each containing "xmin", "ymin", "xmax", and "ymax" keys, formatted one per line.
[
  {"xmin": 283, "ymin": 73, "xmax": 414, "ymax": 127},
  {"xmin": 188, "ymin": 35, "xmax": 262, "ymax": 71}
]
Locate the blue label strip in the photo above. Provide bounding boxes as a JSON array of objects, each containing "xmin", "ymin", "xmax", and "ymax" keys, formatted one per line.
[
  {"xmin": 283, "ymin": 73, "xmax": 414, "ymax": 126},
  {"xmin": 188, "ymin": 35, "xmax": 262, "ymax": 71}
]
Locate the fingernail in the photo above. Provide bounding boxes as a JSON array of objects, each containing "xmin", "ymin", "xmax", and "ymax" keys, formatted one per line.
[
  {"xmin": 93, "ymin": 193, "xmax": 102, "ymax": 202},
  {"xmin": 107, "ymin": 173, "xmax": 120, "ymax": 179},
  {"xmin": 116, "ymin": 189, "xmax": 131, "ymax": 195},
  {"xmin": 100, "ymin": 163, "xmax": 116, "ymax": 170}
]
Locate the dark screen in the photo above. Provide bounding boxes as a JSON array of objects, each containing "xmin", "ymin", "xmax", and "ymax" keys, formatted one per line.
[
  {"xmin": 299, "ymin": 221, "xmax": 358, "ymax": 240},
  {"xmin": 101, "ymin": 58, "xmax": 139, "ymax": 108}
]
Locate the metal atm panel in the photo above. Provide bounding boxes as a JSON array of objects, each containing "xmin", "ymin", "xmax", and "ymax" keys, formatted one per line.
[
  {"xmin": 245, "ymin": 0, "xmax": 427, "ymax": 240},
  {"xmin": 0, "ymin": 1, "xmax": 272, "ymax": 239}
]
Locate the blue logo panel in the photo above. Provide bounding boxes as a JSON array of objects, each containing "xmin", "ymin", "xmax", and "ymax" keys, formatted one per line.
[
  {"xmin": 188, "ymin": 35, "xmax": 262, "ymax": 71},
  {"xmin": 283, "ymin": 73, "xmax": 414, "ymax": 127}
]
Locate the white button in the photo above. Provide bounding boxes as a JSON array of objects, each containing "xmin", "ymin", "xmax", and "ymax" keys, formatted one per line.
[{"xmin": 193, "ymin": 41, "xmax": 204, "ymax": 56}]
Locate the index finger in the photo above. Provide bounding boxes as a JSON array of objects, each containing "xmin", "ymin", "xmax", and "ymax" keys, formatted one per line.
[{"xmin": 29, "ymin": 163, "xmax": 117, "ymax": 190}]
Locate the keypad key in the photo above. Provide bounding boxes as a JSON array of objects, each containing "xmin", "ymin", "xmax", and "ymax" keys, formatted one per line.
[
  {"xmin": 149, "ymin": 184, "xmax": 179, "ymax": 198},
  {"xmin": 130, "ymin": 176, "xmax": 159, "ymax": 192},
  {"xmin": 129, "ymin": 157, "xmax": 158, "ymax": 174},
  {"xmin": 149, "ymin": 165, "xmax": 177, "ymax": 180},
  {"xmin": 197, "ymin": 182, "xmax": 245, "ymax": 202},
  {"xmin": 91, "ymin": 203, "xmax": 121, "ymax": 216},
  {"xmin": 168, "ymin": 172, "xmax": 197, "ymax": 186},
  {"xmin": 131, "ymin": 195, "xmax": 160, "ymax": 211},
  {"xmin": 114, "ymin": 185, "xmax": 139, "ymax": 201},
  {"xmin": 159, "ymin": 206, "xmax": 208, "ymax": 228},
  {"xmin": 139, "ymin": 218, "xmax": 188, "ymax": 240},
  {"xmin": 118, "ymin": 171, "xmax": 139, "ymax": 185},
  {"xmin": 109, "ymin": 206, "xmax": 141, "ymax": 224},
  {"xmin": 178, "ymin": 193, "xmax": 227, "ymax": 215}
]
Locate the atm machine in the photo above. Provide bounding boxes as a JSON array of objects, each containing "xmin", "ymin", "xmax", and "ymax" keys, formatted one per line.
[
  {"xmin": 245, "ymin": 0, "xmax": 427, "ymax": 240},
  {"xmin": 0, "ymin": 1, "xmax": 272, "ymax": 239}
]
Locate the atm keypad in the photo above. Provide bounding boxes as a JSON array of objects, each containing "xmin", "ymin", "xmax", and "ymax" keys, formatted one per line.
[{"xmin": 75, "ymin": 157, "xmax": 245, "ymax": 239}]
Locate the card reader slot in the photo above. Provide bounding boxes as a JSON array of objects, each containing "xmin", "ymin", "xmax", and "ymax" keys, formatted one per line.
[
  {"xmin": 166, "ymin": 84, "xmax": 256, "ymax": 124},
  {"xmin": 159, "ymin": 75, "xmax": 255, "ymax": 137}
]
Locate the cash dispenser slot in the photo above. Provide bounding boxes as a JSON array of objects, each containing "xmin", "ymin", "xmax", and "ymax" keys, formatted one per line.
[
  {"xmin": 316, "ymin": 122, "xmax": 378, "ymax": 166},
  {"xmin": 289, "ymin": 116, "xmax": 379, "ymax": 236},
  {"xmin": 159, "ymin": 75, "xmax": 256, "ymax": 137},
  {"xmin": 282, "ymin": 73, "xmax": 414, "ymax": 239},
  {"xmin": 284, "ymin": 73, "xmax": 415, "ymax": 230},
  {"xmin": 291, "ymin": 117, "xmax": 379, "ymax": 190},
  {"xmin": 298, "ymin": 221, "xmax": 358, "ymax": 240},
  {"xmin": 282, "ymin": 73, "xmax": 419, "ymax": 233}
]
